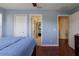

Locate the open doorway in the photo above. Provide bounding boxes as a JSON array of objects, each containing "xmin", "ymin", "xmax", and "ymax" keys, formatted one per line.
[
  {"xmin": 58, "ymin": 16, "xmax": 69, "ymax": 41},
  {"xmin": 58, "ymin": 16, "xmax": 70, "ymax": 55},
  {"xmin": 30, "ymin": 14, "xmax": 42, "ymax": 46}
]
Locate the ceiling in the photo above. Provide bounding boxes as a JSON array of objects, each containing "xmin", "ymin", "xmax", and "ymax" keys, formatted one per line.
[{"xmin": 0, "ymin": 3, "xmax": 79, "ymax": 11}]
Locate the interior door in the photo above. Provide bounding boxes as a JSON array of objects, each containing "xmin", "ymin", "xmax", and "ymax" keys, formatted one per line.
[
  {"xmin": 0, "ymin": 14, "xmax": 2, "ymax": 37},
  {"xmin": 14, "ymin": 14, "xmax": 27, "ymax": 37}
]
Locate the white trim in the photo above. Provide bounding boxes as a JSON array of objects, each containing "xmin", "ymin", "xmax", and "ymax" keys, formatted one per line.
[
  {"xmin": 29, "ymin": 14, "xmax": 43, "ymax": 46},
  {"xmin": 57, "ymin": 15, "xmax": 70, "ymax": 46},
  {"xmin": 42, "ymin": 44, "xmax": 59, "ymax": 46},
  {"xmin": 13, "ymin": 14, "xmax": 27, "ymax": 37}
]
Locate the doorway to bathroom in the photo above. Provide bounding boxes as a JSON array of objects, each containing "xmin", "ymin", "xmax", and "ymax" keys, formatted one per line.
[
  {"xmin": 58, "ymin": 16, "xmax": 70, "ymax": 55},
  {"xmin": 30, "ymin": 14, "xmax": 42, "ymax": 46}
]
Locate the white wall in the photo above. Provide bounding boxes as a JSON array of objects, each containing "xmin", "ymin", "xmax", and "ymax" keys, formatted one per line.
[{"xmin": 69, "ymin": 11, "xmax": 79, "ymax": 49}]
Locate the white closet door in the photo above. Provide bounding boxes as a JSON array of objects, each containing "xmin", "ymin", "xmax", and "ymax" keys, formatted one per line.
[
  {"xmin": 69, "ymin": 12, "xmax": 79, "ymax": 49},
  {"xmin": 0, "ymin": 14, "xmax": 2, "ymax": 37},
  {"xmin": 14, "ymin": 14, "xmax": 27, "ymax": 37}
]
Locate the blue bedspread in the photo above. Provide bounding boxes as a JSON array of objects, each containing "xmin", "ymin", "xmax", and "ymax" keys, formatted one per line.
[
  {"xmin": 0, "ymin": 37, "xmax": 36, "ymax": 56},
  {"xmin": 0, "ymin": 37, "xmax": 21, "ymax": 50}
]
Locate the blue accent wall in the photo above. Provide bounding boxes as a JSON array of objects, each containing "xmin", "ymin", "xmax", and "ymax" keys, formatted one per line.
[{"xmin": 1, "ymin": 9, "xmax": 70, "ymax": 45}]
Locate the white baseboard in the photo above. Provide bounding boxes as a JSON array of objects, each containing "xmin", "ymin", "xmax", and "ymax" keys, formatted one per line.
[
  {"xmin": 41, "ymin": 44, "xmax": 59, "ymax": 46},
  {"xmin": 68, "ymin": 43, "xmax": 75, "ymax": 50}
]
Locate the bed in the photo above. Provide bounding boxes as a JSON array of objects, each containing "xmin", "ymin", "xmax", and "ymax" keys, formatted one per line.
[{"xmin": 0, "ymin": 37, "xmax": 36, "ymax": 56}]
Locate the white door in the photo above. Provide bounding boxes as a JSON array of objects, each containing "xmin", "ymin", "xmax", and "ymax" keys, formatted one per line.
[
  {"xmin": 14, "ymin": 14, "xmax": 27, "ymax": 37},
  {"xmin": 0, "ymin": 14, "xmax": 2, "ymax": 37}
]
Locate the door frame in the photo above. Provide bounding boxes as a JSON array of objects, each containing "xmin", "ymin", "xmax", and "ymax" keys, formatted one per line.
[
  {"xmin": 29, "ymin": 14, "xmax": 43, "ymax": 46},
  {"xmin": 13, "ymin": 14, "xmax": 27, "ymax": 37},
  {"xmin": 57, "ymin": 15, "xmax": 70, "ymax": 45}
]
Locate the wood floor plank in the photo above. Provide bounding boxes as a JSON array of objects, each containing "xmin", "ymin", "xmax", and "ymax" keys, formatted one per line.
[{"xmin": 36, "ymin": 39, "xmax": 75, "ymax": 56}]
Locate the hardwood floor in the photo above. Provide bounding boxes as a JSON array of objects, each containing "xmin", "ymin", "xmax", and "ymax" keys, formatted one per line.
[
  {"xmin": 36, "ymin": 39, "xmax": 75, "ymax": 56},
  {"xmin": 36, "ymin": 46, "xmax": 59, "ymax": 56},
  {"xmin": 59, "ymin": 39, "xmax": 75, "ymax": 56}
]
